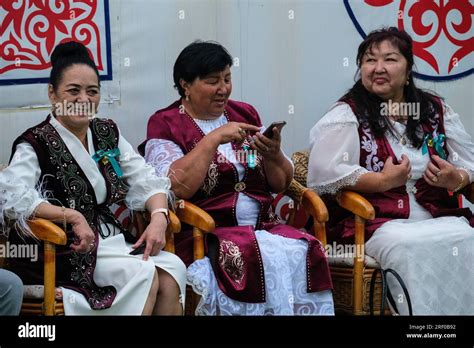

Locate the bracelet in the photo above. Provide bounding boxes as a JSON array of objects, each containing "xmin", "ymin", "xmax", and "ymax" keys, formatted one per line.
[
  {"xmin": 452, "ymin": 171, "xmax": 465, "ymax": 193},
  {"xmin": 61, "ymin": 206, "xmax": 67, "ymax": 232},
  {"xmin": 150, "ymin": 208, "xmax": 170, "ymax": 224}
]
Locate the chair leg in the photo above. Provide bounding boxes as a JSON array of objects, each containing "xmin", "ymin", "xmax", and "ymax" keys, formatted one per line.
[
  {"xmin": 193, "ymin": 227, "xmax": 205, "ymax": 261},
  {"xmin": 353, "ymin": 215, "xmax": 365, "ymax": 315},
  {"xmin": 43, "ymin": 241, "xmax": 56, "ymax": 316}
]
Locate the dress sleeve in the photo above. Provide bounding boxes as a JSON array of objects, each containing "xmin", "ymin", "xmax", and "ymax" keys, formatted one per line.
[
  {"xmin": 307, "ymin": 103, "xmax": 369, "ymax": 195},
  {"xmin": 144, "ymin": 139, "xmax": 184, "ymax": 177},
  {"xmin": 443, "ymin": 103, "xmax": 474, "ymax": 183},
  {"xmin": 0, "ymin": 142, "xmax": 48, "ymax": 235},
  {"xmin": 117, "ymin": 134, "xmax": 171, "ymax": 210}
]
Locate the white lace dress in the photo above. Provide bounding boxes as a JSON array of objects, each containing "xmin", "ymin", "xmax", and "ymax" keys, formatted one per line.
[
  {"xmin": 308, "ymin": 102, "xmax": 474, "ymax": 315},
  {"xmin": 0, "ymin": 116, "xmax": 187, "ymax": 315},
  {"xmin": 145, "ymin": 114, "xmax": 334, "ymax": 315}
]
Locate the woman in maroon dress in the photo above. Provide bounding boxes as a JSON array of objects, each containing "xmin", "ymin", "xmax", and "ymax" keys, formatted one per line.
[{"xmin": 140, "ymin": 41, "xmax": 333, "ymax": 315}]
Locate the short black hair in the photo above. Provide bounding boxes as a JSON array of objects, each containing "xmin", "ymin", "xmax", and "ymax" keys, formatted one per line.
[
  {"xmin": 49, "ymin": 41, "xmax": 100, "ymax": 91},
  {"xmin": 173, "ymin": 41, "xmax": 233, "ymax": 97}
]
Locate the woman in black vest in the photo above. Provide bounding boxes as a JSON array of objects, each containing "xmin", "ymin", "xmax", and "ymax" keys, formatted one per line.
[{"xmin": 0, "ymin": 41, "xmax": 186, "ymax": 315}]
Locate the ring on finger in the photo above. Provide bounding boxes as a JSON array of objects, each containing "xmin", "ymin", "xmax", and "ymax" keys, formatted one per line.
[
  {"xmin": 432, "ymin": 176, "xmax": 438, "ymax": 182},
  {"xmin": 436, "ymin": 171, "xmax": 442, "ymax": 177}
]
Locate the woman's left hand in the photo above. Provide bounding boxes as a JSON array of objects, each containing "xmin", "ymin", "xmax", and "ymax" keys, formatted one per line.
[
  {"xmin": 250, "ymin": 127, "xmax": 283, "ymax": 162},
  {"xmin": 131, "ymin": 214, "xmax": 168, "ymax": 260},
  {"xmin": 423, "ymin": 155, "xmax": 461, "ymax": 191}
]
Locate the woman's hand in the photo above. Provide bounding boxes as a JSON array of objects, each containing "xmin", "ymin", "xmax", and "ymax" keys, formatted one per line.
[
  {"xmin": 249, "ymin": 127, "xmax": 284, "ymax": 162},
  {"xmin": 380, "ymin": 155, "xmax": 412, "ymax": 190},
  {"xmin": 209, "ymin": 122, "xmax": 261, "ymax": 145},
  {"xmin": 131, "ymin": 213, "xmax": 168, "ymax": 260},
  {"xmin": 423, "ymin": 155, "xmax": 465, "ymax": 191},
  {"xmin": 68, "ymin": 210, "xmax": 95, "ymax": 253}
]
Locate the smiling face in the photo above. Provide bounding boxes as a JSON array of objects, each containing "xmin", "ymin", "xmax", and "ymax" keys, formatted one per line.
[
  {"xmin": 48, "ymin": 63, "xmax": 100, "ymax": 131},
  {"xmin": 360, "ymin": 40, "xmax": 409, "ymax": 102},
  {"xmin": 180, "ymin": 65, "xmax": 232, "ymax": 119}
]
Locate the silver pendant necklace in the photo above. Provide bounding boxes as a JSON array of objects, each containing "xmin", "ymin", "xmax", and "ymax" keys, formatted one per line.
[{"xmin": 389, "ymin": 121, "xmax": 408, "ymax": 146}]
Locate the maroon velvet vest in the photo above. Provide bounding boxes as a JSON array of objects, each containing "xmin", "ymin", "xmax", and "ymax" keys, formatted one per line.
[
  {"xmin": 8, "ymin": 116, "xmax": 130, "ymax": 310},
  {"xmin": 140, "ymin": 100, "xmax": 332, "ymax": 303},
  {"xmin": 327, "ymin": 99, "xmax": 473, "ymax": 243}
]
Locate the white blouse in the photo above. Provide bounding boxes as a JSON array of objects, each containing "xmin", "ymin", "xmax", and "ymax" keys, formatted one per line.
[
  {"xmin": 308, "ymin": 102, "xmax": 474, "ymax": 196},
  {"xmin": 0, "ymin": 116, "xmax": 170, "ymax": 228}
]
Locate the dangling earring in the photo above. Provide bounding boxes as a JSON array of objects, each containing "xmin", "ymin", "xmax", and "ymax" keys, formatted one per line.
[
  {"xmin": 406, "ymin": 80, "xmax": 409, "ymax": 86},
  {"xmin": 185, "ymin": 94, "xmax": 190, "ymax": 102}
]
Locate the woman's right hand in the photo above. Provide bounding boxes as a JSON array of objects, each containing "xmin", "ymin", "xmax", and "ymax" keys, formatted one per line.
[
  {"xmin": 209, "ymin": 122, "xmax": 261, "ymax": 144},
  {"xmin": 380, "ymin": 155, "xmax": 412, "ymax": 190},
  {"xmin": 67, "ymin": 210, "xmax": 95, "ymax": 253}
]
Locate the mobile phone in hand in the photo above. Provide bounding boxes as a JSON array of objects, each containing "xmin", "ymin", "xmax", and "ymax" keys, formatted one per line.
[
  {"xmin": 129, "ymin": 243, "xmax": 146, "ymax": 255},
  {"xmin": 262, "ymin": 121, "xmax": 287, "ymax": 139}
]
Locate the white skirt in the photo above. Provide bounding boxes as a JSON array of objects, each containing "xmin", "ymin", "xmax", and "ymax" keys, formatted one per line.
[
  {"xmin": 187, "ymin": 230, "xmax": 334, "ymax": 315},
  {"xmin": 61, "ymin": 233, "xmax": 187, "ymax": 315},
  {"xmin": 365, "ymin": 215, "xmax": 474, "ymax": 315}
]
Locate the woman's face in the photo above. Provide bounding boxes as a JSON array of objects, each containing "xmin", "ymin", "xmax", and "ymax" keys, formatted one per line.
[
  {"xmin": 181, "ymin": 65, "xmax": 232, "ymax": 118},
  {"xmin": 360, "ymin": 40, "xmax": 409, "ymax": 102},
  {"xmin": 48, "ymin": 63, "xmax": 100, "ymax": 130}
]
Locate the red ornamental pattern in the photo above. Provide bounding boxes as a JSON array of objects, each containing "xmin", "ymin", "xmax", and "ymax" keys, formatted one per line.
[
  {"xmin": 0, "ymin": 0, "xmax": 103, "ymax": 74},
  {"xmin": 365, "ymin": 0, "xmax": 473, "ymax": 73}
]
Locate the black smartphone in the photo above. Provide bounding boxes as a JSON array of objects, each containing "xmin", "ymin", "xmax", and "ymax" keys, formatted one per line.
[
  {"xmin": 129, "ymin": 243, "xmax": 146, "ymax": 255},
  {"xmin": 262, "ymin": 121, "xmax": 287, "ymax": 139}
]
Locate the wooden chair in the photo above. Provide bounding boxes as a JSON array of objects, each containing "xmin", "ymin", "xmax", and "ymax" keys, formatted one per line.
[
  {"xmin": 291, "ymin": 150, "xmax": 474, "ymax": 315},
  {"xmin": 174, "ymin": 178, "xmax": 329, "ymax": 315},
  {"xmin": 0, "ymin": 210, "xmax": 181, "ymax": 316}
]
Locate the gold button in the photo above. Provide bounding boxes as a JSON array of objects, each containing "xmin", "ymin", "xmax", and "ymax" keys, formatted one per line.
[{"xmin": 234, "ymin": 182, "xmax": 246, "ymax": 192}]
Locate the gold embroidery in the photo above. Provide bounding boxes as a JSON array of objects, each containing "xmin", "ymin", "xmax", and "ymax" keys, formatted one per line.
[
  {"xmin": 219, "ymin": 240, "xmax": 245, "ymax": 284},
  {"xmin": 201, "ymin": 161, "xmax": 219, "ymax": 196}
]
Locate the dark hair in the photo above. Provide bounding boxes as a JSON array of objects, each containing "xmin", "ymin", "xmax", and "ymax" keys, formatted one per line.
[
  {"xmin": 340, "ymin": 27, "xmax": 442, "ymax": 148},
  {"xmin": 173, "ymin": 41, "xmax": 233, "ymax": 97},
  {"xmin": 49, "ymin": 41, "xmax": 100, "ymax": 91}
]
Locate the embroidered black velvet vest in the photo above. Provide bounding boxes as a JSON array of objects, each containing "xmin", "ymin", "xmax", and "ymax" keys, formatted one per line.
[{"xmin": 8, "ymin": 116, "xmax": 130, "ymax": 310}]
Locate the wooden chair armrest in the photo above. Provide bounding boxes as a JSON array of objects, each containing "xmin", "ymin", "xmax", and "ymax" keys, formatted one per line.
[
  {"xmin": 301, "ymin": 189, "xmax": 329, "ymax": 223},
  {"xmin": 175, "ymin": 200, "xmax": 215, "ymax": 233},
  {"xmin": 336, "ymin": 190, "xmax": 375, "ymax": 221},
  {"xmin": 168, "ymin": 211, "xmax": 181, "ymax": 234},
  {"xmin": 461, "ymin": 182, "xmax": 474, "ymax": 204},
  {"xmin": 25, "ymin": 218, "xmax": 66, "ymax": 315},
  {"xmin": 175, "ymin": 200, "xmax": 215, "ymax": 261},
  {"xmin": 27, "ymin": 219, "xmax": 67, "ymax": 245}
]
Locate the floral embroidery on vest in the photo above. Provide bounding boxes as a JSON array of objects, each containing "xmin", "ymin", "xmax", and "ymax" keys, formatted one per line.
[
  {"xmin": 32, "ymin": 123, "xmax": 95, "ymax": 222},
  {"xmin": 201, "ymin": 161, "xmax": 219, "ymax": 197},
  {"xmin": 219, "ymin": 239, "xmax": 245, "ymax": 284},
  {"xmin": 91, "ymin": 119, "xmax": 129, "ymax": 202},
  {"xmin": 360, "ymin": 126, "xmax": 384, "ymax": 172}
]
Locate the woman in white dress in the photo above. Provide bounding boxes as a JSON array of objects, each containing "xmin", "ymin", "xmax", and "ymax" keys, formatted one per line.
[
  {"xmin": 0, "ymin": 41, "xmax": 186, "ymax": 315},
  {"xmin": 308, "ymin": 27, "xmax": 474, "ymax": 315},
  {"xmin": 140, "ymin": 41, "xmax": 334, "ymax": 315}
]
